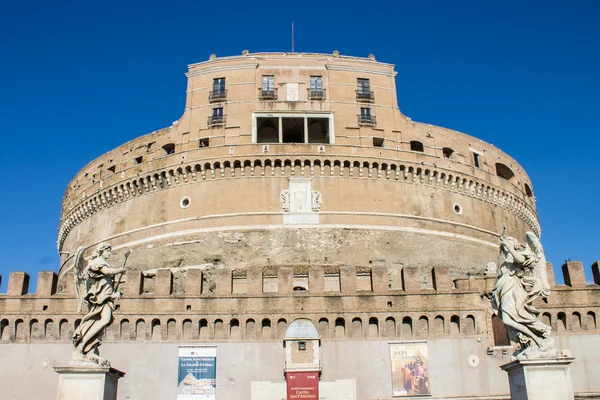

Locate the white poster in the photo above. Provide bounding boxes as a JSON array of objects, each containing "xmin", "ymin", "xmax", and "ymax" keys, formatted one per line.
[{"xmin": 177, "ymin": 346, "xmax": 217, "ymax": 400}]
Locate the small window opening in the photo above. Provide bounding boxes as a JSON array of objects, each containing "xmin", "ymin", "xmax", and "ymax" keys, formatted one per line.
[
  {"xmin": 298, "ymin": 341, "xmax": 306, "ymax": 350},
  {"xmin": 293, "ymin": 286, "xmax": 307, "ymax": 292},
  {"xmin": 134, "ymin": 156, "xmax": 143, "ymax": 164},
  {"xmin": 443, "ymin": 147, "xmax": 454, "ymax": 159},
  {"xmin": 495, "ymin": 163, "xmax": 516, "ymax": 183},
  {"xmin": 473, "ymin": 152, "xmax": 481, "ymax": 168},
  {"xmin": 387, "ymin": 301, "xmax": 392, "ymax": 308},
  {"xmin": 373, "ymin": 137, "xmax": 385, "ymax": 147},
  {"xmin": 107, "ymin": 165, "xmax": 116, "ymax": 173},
  {"xmin": 257, "ymin": 117, "xmax": 279, "ymax": 143},
  {"xmin": 410, "ymin": 141, "xmax": 424, "ymax": 152},
  {"xmin": 524, "ymin": 183, "xmax": 533, "ymax": 198},
  {"xmin": 282, "ymin": 117, "xmax": 304, "ymax": 143},
  {"xmin": 186, "ymin": 305, "xmax": 191, "ymax": 310},
  {"xmin": 162, "ymin": 143, "xmax": 175, "ymax": 155},
  {"xmin": 199, "ymin": 138, "xmax": 210, "ymax": 148},
  {"xmin": 42, "ymin": 305, "xmax": 48, "ymax": 311}
]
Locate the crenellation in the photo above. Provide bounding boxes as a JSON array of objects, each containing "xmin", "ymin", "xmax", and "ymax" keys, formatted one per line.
[
  {"xmin": 247, "ymin": 268, "xmax": 263, "ymax": 294},
  {"xmin": 371, "ymin": 265, "xmax": 389, "ymax": 293},
  {"xmin": 592, "ymin": 261, "xmax": 600, "ymax": 285},
  {"xmin": 155, "ymin": 269, "xmax": 173, "ymax": 296},
  {"xmin": 215, "ymin": 269, "xmax": 232, "ymax": 295},
  {"xmin": 277, "ymin": 267, "xmax": 293, "ymax": 294},
  {"xmin": 7, "ymin": 272, "xmax": 29, "ymax": 296},
  {"xmin": 124, "ymin": 271, "xmax": 143, "ymax": 297},
  {"xmin": 184, "ymin": 269, "xmax": 202, "ymax": 296},
  {"xmin": 340, "ymin": 266, "xmax": 357, "ymax": 294},
  {"xmin": 36, "ymin": 271, "xmax": 58, "ymax": 296},
  {"xmin": 562, "ymin": 261, "xmax": 587, "ymax": 288},
  {"xmin": 546, "ymin": 262, "xmax": 556, "ymax": 286},
  {"xmin": 402, "ymin": 267, "xmax": 420, "ymax": 292},
  {"xmin": 432, "ymin": 266, "xmax": 452, "ymax": 292}
]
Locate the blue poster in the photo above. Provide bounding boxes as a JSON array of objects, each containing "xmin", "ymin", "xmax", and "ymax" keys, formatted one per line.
[{"xmin": 177, "ymin": 347, "xmax": 217, "ymax": 400}]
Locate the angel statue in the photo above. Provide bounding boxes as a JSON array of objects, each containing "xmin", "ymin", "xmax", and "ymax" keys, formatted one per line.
[
  {"xmin": 492, "ymin": 230, "xmax": 556, "ymax": 359},
  {"xmin": 72, "ymin": 242, "xmax": 129, "ymax": 366}
]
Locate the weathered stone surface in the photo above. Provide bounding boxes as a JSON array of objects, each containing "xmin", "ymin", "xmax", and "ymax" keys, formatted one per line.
[{"xmin": 54, "ymin": 365, "xmax": 125, "ymax": 400}]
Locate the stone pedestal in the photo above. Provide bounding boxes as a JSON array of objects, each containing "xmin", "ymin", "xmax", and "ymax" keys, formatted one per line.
[
  {"xmin": 54, "ymin": 366, "xmax": 125, "ymax": 400},
  {"xmin": 500, "ymin": 357, "xmax": 575, "ymax": 400}
]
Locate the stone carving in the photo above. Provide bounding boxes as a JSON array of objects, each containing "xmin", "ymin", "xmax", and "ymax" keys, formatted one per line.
[
  {"xmin": 280, "ymin": 189, "xmax": 290, "ymax": 212},
  {"xmin": 311, "ymin": 190, "xmax": 322, "ymax": 212},
  {"xmin": 72, "ymin": 243, "xmax": 129, "ymax": 366},
  {"xmin": 492, "ymin": 231, "xmax": 555, "ymax": 359}
]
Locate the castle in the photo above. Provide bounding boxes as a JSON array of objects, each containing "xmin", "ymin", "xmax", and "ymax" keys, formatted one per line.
[{"xmin": 0, "ymin": 51, "xmax": 598, "ymax": 399}]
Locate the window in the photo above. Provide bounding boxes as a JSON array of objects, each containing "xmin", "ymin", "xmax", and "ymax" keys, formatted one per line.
[
  {"xmin": 495, "ymin": 163, "xmax": 516, "ymax": 183},
  {"xmin": 199, "ymin": 138, "xmax": 209, "ymax": 147},
  {"xmin": 208, "ymin": 107, "xmax": 225, "ymax": 126},
  {"xmin": 410, "ymin": 141, "xmax": 424, "ymax": 152},
  {"xmin": 210, "ymin": 78, "xmax": 226, "ymax": 101},
  {"xmin": 357, "ymin": 78, "xmax": 373, "ymax": 101},
  {"xmin": 134, "ymin": 156, "xmax": 143, "ymax": 164},
  {"xmin": 107, "ymin": 165, "xmax": 116, "ymax": 173},
  {"xmin": 162, "ymin": 143, "xmax": 175, "ymax": 155},
  {"xmin": 255, "ymin": 114, "xmax": 332, "ymax": 144},
  {"xmin": 358, "ymin": 107, "xmax": 376, "ymax": 126},
  {"xmin": 259, "ymin": 76, "xmax": 277, "ymax": 99},
  {"xmin": 373, "ymin": 137, "xmax": 384, "ymax": 147},
  {"xmin": 473, "ymin": 152, "xmax": 481, "ymax": 168},
  {"xmin": 308, "ymin": 76, "xmax": 325, "ymax": 100},
  {"xmin": 443, "ymin": 147, "xmax": 454, "ymax": 159},
  {"xmin": 298, "ymin": 341, "xmax": 306, "ymax": 350}
]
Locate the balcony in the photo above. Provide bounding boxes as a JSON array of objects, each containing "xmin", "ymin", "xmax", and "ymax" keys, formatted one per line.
[
  {"xmin": 307, "ymin": 88, "xmax": 326, "ymax": 101},
  {"xmin": 207, "ymin": 115, "xmax": 226, "ymax": 127},
  {"xmin": 356, "ymin": 90, "xmax": 374, "ymax": 102},
  {"xmin": 358, "ymin": 114, "xmax": 376, "ymax": 127},
  {"xmin": 209, "ymin": 89, "xmax": 227, "ymax": 102},
  {"xmin": 258, "ymin": 88, "xmax": 278, "ymax": 100}
]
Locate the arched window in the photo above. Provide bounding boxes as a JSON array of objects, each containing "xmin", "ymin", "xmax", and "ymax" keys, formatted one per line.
[
  {"xmin": 135, "ymin": 319, "xmax": 146, "ymax": 341},
  {"xmin": 334, "ymin": 318, "xmax": 345, "ymax": 339},
  {"xmin": 368, "ymin": 317, "xmax": 379, "ymax": 338},
  {"xmin": 277, "ymin": 319, "xmax": 288, "ymax": 339},
  {"xmin": 246, "ymin": 319, "xmax": 256, "ymax": 339},
  {"xmin": 442, "ymin": 147, "xmax": 454, "ymax": 159},
  {"xmin": 162, "ymin": 143, "xmax": 176, "ymax": 155},
  {"xmin": 318, "ymin": 318, "xmax": 329, "ymax": 338},
  {"xmin": 384, "ymin": 317, "xmax": 396, "ymax": 338},
  {"xmin": 351, "ymin": 318, "xmax": 363, "ymax": 338},
  {"xmin": 214, "ymin": 319, "xmax": 224, "ymax": 339},
  {"xmin": 167, "ymin": 319, "xmax": 177, "ymax": 340},
  {"xmin": 410, "ymin": 141, "xmax": 424, "ymax": 152},
  {"xmin": 524, "ymin": 183, "xmax": 533, "ymax": 198},
  {"xmin": 402, "ymin": 317, "xmax": 413, "ymax": 337},
  {"xmin": 230, "ymin": 319, "xmax": 241, "ymax": 340},
  {"xmin": 495, "ymin": 163, "xmax": 516, "ymax": 183},
  {"xmin": 450, "ymin": 315, "xmax": 460, "ymax": 336},
  {"xmin": 151, "ymin": 319, "xmax": 161, "ymax": 341},
  {"xmin": 199, "ymin": 319, "xmax": 209, "ymax": 340},
  {"xmin": 261, "ymin": 319, "xmax": 271, "ymax": 340}
]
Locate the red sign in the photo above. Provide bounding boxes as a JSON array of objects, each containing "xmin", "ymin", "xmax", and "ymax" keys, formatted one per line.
[{"xmin": 285, "ymin": 371, "xmax": 319, "ymax": 400}]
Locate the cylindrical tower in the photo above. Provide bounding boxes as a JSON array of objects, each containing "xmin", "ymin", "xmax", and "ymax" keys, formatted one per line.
[{"xmin": 57, "ymin": 52, "xmax": 538, "ymax": 284}]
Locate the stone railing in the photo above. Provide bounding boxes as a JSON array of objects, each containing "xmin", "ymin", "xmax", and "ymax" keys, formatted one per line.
[{"xmin": 57, "ymin": 154, "xmax": 540, "ymax": 251}]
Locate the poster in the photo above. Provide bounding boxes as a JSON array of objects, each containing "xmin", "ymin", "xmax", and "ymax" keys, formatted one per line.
[
  {"xmin": 390, "ymin": 342, "xmax": 431, "ymax": 396},
  {"xmin": 177, "ymin": 346, "xmax": 217, "ymax": 400},
  {"xmin": 285, "ymin": 371, "xmax": 319, "ymax": 400}
]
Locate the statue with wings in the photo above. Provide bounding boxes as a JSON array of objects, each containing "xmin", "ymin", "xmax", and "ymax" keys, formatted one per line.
[
  {"xmin": 492, "ymin": 230, "xmax": 556, "ymax": 359},
  {"xmin": 71, "ymin": 242, "xmax": 129, "ymax": 366}
]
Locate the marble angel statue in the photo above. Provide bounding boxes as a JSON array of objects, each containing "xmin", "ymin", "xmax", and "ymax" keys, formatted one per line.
[
  {"xmin": 71, "ymin": 242, "xmax": 129, "ymax": 366},
  {"xmin": 492, "ymin": 230, "xmax": 556, "ymax": 359}
]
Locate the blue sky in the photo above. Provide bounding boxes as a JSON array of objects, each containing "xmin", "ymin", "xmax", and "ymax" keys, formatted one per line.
[{"xmin": 0, "ymin": 0, "xmax": 598, "ymax": 291}]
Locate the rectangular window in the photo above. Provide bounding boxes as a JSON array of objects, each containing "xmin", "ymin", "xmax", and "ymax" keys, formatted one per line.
[
  {"xmin": 360, "ymin": 107, "xmax": 371, "ymax": 118},
  {"xmin": 310, "ymin": 76, "xmax": 322, "ymax": 90},
  {"xmin": 213, "ymin": 77, "xmax": 225, "ymax": 92},
  {"xmin": 199, "ymin": 137, "xmax": 210, "ymax": 147},
  {"xmin": 213, "ymin": 107, "xmax": 223, "ymax": 117},
  {"xmin": 262, "ymin": 75, "xmax": 274, "ymax": 91},
  {"xmin": 357, "ymin": 78, "xmax": 370, "ymax": 94},
  {"xmin": 255, "ymin": 115, "xmax": 332, "ymax": 144},
  {"xmin": 473, "ymin": 152, "xmax": 481, "ymax": 168}
]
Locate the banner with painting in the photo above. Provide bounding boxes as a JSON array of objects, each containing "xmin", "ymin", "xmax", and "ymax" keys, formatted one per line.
[
  {"xmin": 389, "ymin": 342, "xmax": 431, "ymax": 396},
  {"xmin": 177, "ymin": 346, "xmax": 217, "ymax": 400}
]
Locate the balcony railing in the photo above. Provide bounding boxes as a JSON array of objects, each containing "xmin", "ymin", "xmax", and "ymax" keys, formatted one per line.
[
  {"xmin": 356, "ymin": 90, "xmax": 374, "ymax": 102},
  {"xmin": 307, "ymin": 88, "xmax": 326, "ymax": 101},
  {"xmin": 358, "ymin": 114, "xmax": 376, "ymax": 126},
  {"xmin": 207, "ymin": 115, "xmax": 226, "ymax": 127},
  {"xmin": 258, "ymin": 88, "xmax": 278, "ymax": 100},
  {"xmin": 209, "ymin": 89, "xmax": 227, "ymax": 102}
]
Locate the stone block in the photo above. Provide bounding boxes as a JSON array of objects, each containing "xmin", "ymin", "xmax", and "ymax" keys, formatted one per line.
[
  {"xmin": 215, "ymin": 269, "xmax": 232, "ymax": 295},
  {"xmin": 546, "ymin": 262, "xmax": 556, "ymax": 286},
  {"xmin": 278, "ymin": 267, "xmax": 293, "ymax": 295},
  {"xmin": 371, "ymin": 266, "xmax": 389, "ymax": 293},
  {"xmin": 36, "ymin": 271, "xmax": 58, "ymax": 296},
  {"xmin": 562, "ymin": 261, "xmax": 586, "ymax": 288},
  {"xmin": 401, "ymin": 267, "xmax": 420, "ymax": 292},
  {"xmin": 340, "ymin": 266, "xmax": 357, "ymax": 294},
  {"xmin": 247, "ymin": 268, "xmax": 263, "ymax": 294},
  {"xmin": 453, "ymin": 279, "xmax": 469, "ymax": 290},
  {"xmin": 501, "ymin": 358, "xmax": 574, "ymax": 400},
  {"xmin": 124, "ymin": 271, "xmax": 143, "ymax": 297},
  {"xmin": 54, "ymin": 366, "xmax": 125, "ymax": 400},
  {"xmin": 7, "ymin": 272, "xmax": 29, "ymax": 295},
  {"xmin": 592, "ymin": 261, "xmax": 600, "ymax": 285},
  {"xmin": 185, "ymin": 269, "xmax": 202, "ymax": 296},
  {"xmin": 155, "ymin": 269, "xmax": 173, "ymax": 296},
  {"xmin": 432, "ymin": 266, "xmax": 452, "ymax": 292},
  {"xmin": 308, "ymin": 267, "xmax": 324, "ymax": 293}
]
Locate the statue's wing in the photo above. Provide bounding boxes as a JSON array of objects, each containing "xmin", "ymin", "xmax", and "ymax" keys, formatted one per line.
[
  {"xmin": 525, "ymin": 231, "xmax": 551, "ymax": 298},
  {"xmin": 73, "ymin": 246, "xmax": 87, "ymax": 312}
]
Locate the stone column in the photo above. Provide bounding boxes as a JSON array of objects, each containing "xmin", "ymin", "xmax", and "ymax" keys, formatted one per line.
[
  {"xmin": 54, "ymin": 366, "xmax": 125, "ymax": 400},
  {"xmin": 500, "ymin": 358, "xmax": 575, "ymax": 400}
]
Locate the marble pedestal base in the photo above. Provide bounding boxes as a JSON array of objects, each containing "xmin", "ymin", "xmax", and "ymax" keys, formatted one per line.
[
  {"xmin": 500, "ymin": 357, "xmax": 575, "ymax": 400},
  {"xmin": 54, "ymin": 365, "xmax": 125, "ymax": 400}
]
